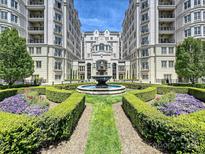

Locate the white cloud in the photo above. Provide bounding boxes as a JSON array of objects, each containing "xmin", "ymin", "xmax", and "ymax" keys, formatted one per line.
[{"xmin": 80, "ymin": 17, "xmax": 106, "ymax": 27}]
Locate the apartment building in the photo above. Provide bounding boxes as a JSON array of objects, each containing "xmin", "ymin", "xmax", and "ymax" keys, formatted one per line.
[
  {"xmin": 27, "ymin": 0, "xmax": 81, "ymax": 84},
  {"xmin": 122, "ymin": 0, "xmax": 178, "ymax": 84},
  {"xmin": 0, "ymin": 0, "xmax": 81, "ymax": 84},
  {"xmin": 72, "ymin": 30, "xmax": 130, "ymax": 81},
  {"xmin": 0, "ymin": 0, "xmax": 27, "ymax": 37},
  {"xmin": 122, "ymin": 0, "xmax": 205, "ymax": 84}
]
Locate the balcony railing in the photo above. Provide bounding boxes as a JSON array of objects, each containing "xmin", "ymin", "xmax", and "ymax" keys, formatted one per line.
[
  {"xmin": 159, "ymin": 14, "xmax": 175, "ymax": 18},
  {"xmin": 28, "ymin": 27, "xmax": 44, "ymax": 31},
  {"xmin": 29, "ymin": 1, "xmax": 44, "ymax": 5},
  {"xmin": 159, "ymin": 1, "xmax": 175, "ymax": 5},
  {"xmin": 159, "ymin": 27, "xmax": 175, "ymax": 31},
  {"xmin": 29, "ymin": 14, "xmax": 44, "ymax": 18},
  {"xmin": 28, "ymin": 39, "xmax": 44, "ymax": 43},
  {"xmin": 159, "ymin": 39, "xmax": 175, "ymax": 43}
]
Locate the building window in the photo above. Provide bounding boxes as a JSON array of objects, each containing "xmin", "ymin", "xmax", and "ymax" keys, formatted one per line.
[
  {"xmin": 54, "ymin": 36, "xmax": 62, "ymax": 45},
  {"xmin": 0, "ymin": 0, "xmax": 7, "ymax": 5},
  {"xmin": 55, "ymin": 61, "xmax": 62, "ymax": 70},
  {"xmin": 54, "ymin": 48, "xmax": 62, "ymax": 57},
  {"xmin": 11, "ymin": 14, "xmax": 18, "ymax": 23},
  {"xmin": 29, "ymin": 47, "xmax": 34, "ymax": 54},
  {"xmin": 169, "ymin": 47, "xmax": 174, "ymax": 54},
  {"xmin": 184, "ymin": 14, "xmax": 191, "ymax": 23},
  {"xmin": 194, "ymin": 0, "xmax": 201, "ymax": 6},
  {"xmin": 194, "ymin": 26, "xmax": 201, "ymax": 36},
  {"xmin": 194, "ymin": 11, "xmax": 201, "ymax": 21},
  {"xmin": 161, "ymin": 61, "xmax": 167, "ymax": 68},
  {"xmin": 185, "ymin": 28, "xmax": 192, "ymax": 37},
  {"xmin": 36, "ymin": 47, "xmax": 41, "ymax": 54},
  {"xmin": 141, "ymin": 48, "xmax": 149, "ymax": 57},
  {"xmin": 142, "ymin": 74, "xmax": 149, "ymax": 80},
  {"xmin": 169, "ymin": 61, "xmax": 174, "ymax": 68},
  {"xmin": 142, "ymin": 62, "xmax": 149, "ymax": 70},
  {"xmin": 161, "ymin": 47, "xmax": 167, "ymax": 54},
  {"xmin": 36, "ymin": 61, "xmax": 42, "ymax": 68},
  {"xmin": 55, "ymin": 75, "xmax": 61, "ymax": 80},
  {"xmin": 0, "ymin": 11, "xmax": 8, "ymax": 20},
  {"xmin": 112, "ymin": 63, "xmax": 117, "ymax": 80},
  {"xmin": 184, "ymin": 0, "xmax": 191, "ymax": 10},
  {"xmin": 11, "ymin": 0, "xmax": 18, "ymax": 9}
]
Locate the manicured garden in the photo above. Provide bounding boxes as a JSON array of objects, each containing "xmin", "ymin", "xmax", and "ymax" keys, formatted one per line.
[
  {"xmin": 0, "ymin": 86, "xmax": 85, "ymax": 153},
  {"xmin": 1, "ymin": 82, "xmax": 205, "ymax": 153},
  {"xmin": 123, "ymin": 85, "xmax": 205, "ymax": 153}
]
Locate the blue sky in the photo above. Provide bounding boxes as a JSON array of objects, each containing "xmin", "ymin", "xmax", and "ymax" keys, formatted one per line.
[{"xmin": 74, "ymin": 0, "xmax": 129, "ymax": 32}]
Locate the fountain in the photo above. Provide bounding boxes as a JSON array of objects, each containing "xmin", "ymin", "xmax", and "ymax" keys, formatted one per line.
[{"xmin": 77, "ymin": 66, "xmax": 125, "ymax": 95}]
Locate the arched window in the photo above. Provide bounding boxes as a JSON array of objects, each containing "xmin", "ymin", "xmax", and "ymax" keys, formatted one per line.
[
  {"xmin": 112, "ymin": 63, "xmax": 117, "ymax": 80},
  {"xmin": 87, "ymin": 63, "xmax": 91, "ymax": 79}
]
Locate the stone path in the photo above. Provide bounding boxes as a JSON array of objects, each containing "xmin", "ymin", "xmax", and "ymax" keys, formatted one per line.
[
  {"xmin": 113, "ymin": 103, "xmax": 161, "ymax": 154},
  {"xmin": 40, "ymin": 104, "xmax": 92, "ymax": 154}
]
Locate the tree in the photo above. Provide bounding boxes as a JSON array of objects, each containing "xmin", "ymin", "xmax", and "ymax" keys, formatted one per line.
[
  {"xmin": 0, "ymin": 28, "xmax": 34, "ymax": 85},
  {"xmin": 175, "ymin": 37, "xmax": 205, "ymax": 84}
]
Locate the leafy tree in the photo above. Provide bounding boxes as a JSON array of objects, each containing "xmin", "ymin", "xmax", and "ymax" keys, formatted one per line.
[
  {"xmin": 175, "ymin": 37, "xmax": 205, "ymax": 84},
  {"xmin": 0, "ymin": 28, "xmax": 34, "ymax": 85}
]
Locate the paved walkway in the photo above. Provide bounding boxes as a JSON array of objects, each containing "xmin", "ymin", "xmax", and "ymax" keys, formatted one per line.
[
  {"xmin": 113, "ymin": 103, "xmax": 161, "ymax": 154},
  {"xmin": 40, "ymin": 104, "xmax": 92, "ymax": 154}
]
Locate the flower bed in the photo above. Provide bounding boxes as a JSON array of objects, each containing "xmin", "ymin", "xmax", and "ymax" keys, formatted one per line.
[
  {"xmin": 154, "ymin": 93, "xmax": 205, "ymax": 116},
  {"xmin": 0, "ymin": 90, "xmax": 49, "ymax": 116}
]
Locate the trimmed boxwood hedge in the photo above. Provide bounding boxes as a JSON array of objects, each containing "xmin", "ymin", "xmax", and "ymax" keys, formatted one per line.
[
  {"xmin": 46, "ymin": 87, "xmax": 73, "ymax": 103},
  {"xmin": 129, "ymin": 87, "xmax": 157, "ymax": 102},
  {"xmin": 188, "ymin": 88, "xmax": 205, "ymax": 102},
  {"xmin": 157, "ymin": 85, "xmax": 189, "ymax": 94},
  {"xmin": 0, "ymin": 89, "xmax": 18, "ymax": 101},
  {"xmin": 0, "ymin": 87, "xmax": 85, "ymax": 153},
  {"xmin": 123, "ymin": 87, "xmax": 205, "ymax": 153}
]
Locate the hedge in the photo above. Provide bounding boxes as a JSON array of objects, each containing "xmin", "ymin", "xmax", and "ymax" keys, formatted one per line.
[
  {"xmin": 188, "ymin": 88, "xmax": 205, "ymax": 102},
  {"xmin": 157, "ymin": 86, "xmax": 189, "ymax": 95},
  {"xmin": 122, "ymin": 88, "xmax": 205, "ymax": 153},
  {"xmin": 0, "ymin": 89, "xmax": 18, "ymax": 101},
  {"xmin": 46, "ymin": 87, "xmax": 73, "ymax": 103},
  {"xmin": 111, "ymin": 82, "xmax": 152, "ymax": 89},
  {"xmin": 129, "ymin": 87, "xmax": 157, "ymax": 102},
  {"xmin": 0, "ymin": 91, "xmax": 85, "ymax": 153}
]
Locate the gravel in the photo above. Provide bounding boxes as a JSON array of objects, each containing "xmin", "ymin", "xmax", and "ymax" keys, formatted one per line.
[
  {"xmin": 40, "ymin": 104, "xmax": 92, "ymax": 154},
  {"xmin": 113, "ymin": 103, "xmax": 161, "ymax": 154}
]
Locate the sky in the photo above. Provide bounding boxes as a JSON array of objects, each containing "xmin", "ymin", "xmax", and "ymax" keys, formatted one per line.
[{"xmin": 74, "ymin": 0, "xmax": 129, "ymax": 32}]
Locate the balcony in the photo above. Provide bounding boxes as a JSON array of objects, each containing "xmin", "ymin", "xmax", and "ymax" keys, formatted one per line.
[
  {"xmin": 159, "ymin": 38, "xmax": 175, "ymax": 44},
  {"xmin": 28, "ymin": 26, "xmax": 44, "ymax": 34},
  {"xmin": 158, "ymin": 1, "xmax": 175, "ymax": 10},
  {"xmin": 27, "ymin": 1, "xmax": 44, "ymax": 10},
  {"xmin": 28, "ymin": 14, "xmax": 44, "ymax": 22},
  {"xmin": 159, "ymin": 13, "xmax": 175, "ymax": 22},
  {"xmin": 28, "ymin": 39, "xmax": 44, "ymax": 44},
  {"xmin": 159, "ymin": 26, "xmax": 175, "ymax": 34}
]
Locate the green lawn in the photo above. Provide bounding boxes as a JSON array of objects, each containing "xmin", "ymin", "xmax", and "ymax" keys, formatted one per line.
[{"xmin": 85, "ymin": 95, "xmax": 122, "ymax": 154}]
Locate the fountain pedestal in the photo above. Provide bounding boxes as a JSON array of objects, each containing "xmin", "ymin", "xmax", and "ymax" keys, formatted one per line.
[{"xmin": 92, "ymin": 75, "xmax": 112, "ymax": 88}]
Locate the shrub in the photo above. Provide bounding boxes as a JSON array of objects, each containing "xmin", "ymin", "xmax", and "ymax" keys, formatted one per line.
[
  {"xmin": 46, "ymin": 87, "xmax": 73, "ymax": 103},
  {"xmin": 157, "ymin": 86, "xmax": 189, "ymax": 95},
  {"xmin": 122, "ymin": 88, "xmax": 205, "ymax": 153},
  {"xmin": 129, "ymin": 87, "xmax": 157, "ymax": 102},
  {"xmin": 0, "ymin": 89, "xmax": 17, "ymax": 101},
  {"xmin": 0, "ymin": 92, "xmax": 85, "ymax": 153},
  {"xmin": 188, "ymin": 88, "xmax": 205, "ymax": 102}
]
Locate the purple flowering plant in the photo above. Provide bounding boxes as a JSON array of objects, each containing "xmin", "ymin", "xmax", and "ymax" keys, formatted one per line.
[
  {"xmin": 155, "ymin": 93, "xmax": 205, "ymax": 116},
  {"xmin": 0, "ymin": 89, "xmax": 49, "ymax": 116}
]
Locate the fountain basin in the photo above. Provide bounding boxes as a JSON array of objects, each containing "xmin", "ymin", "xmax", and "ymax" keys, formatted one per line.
[{"xmin": 77, "ymin": 84, "xmax": 126, "ymax": 95}]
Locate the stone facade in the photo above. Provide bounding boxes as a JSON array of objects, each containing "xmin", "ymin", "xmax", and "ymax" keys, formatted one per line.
[
  {"xmin": 72, "ymin": 30, "xmax": 130, "ymax": 81},
  {"xmin": 122, "ymin": 0, "xmax": 205, "ymax": 84}
]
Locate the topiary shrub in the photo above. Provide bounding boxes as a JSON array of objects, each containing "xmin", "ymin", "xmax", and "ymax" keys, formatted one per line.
[
  {"xmin": 46, "ymin": 87, "xmax": 73, "ymax": 103},
  {"xmin": 188, "ymin": 88, "xmax": 205, "ymax": 102},
  {"xmin": 157, "ymin": 86, "xmax": 189, "ymax": 94},
  {"xmin": 0, "ymin": 89, "xmax": 18, "ymax": 101}
]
